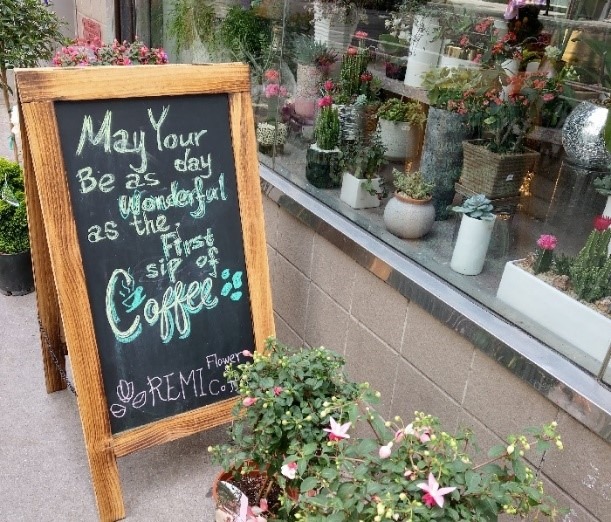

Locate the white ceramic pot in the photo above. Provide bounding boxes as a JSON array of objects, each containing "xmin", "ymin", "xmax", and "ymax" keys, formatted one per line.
[
  {"xmin": 383, "ymin": 193, "xmax": 435, "ymax": 239},
  {"xmin": 497, "ymin": 260, "xmax": 611, "ymax": 364},
  {"xmin": 313, "ymin": 5, "xmax": 359, "ymax": 54},
  {"xmin": 378, "ymin": 119, "xmax": 419, "ymax": 161},
  {"xmin": 339, "ymin": 172, "xmax": 381, "ymax": 209},
  {"xmin": 525, "ymin": 61, "xmax": 540, "ymax": 73},
  {"xmin": 438, "ymin": 55, "xmax": 481, "ymax": 70},
  {"xmin": 501, "ymin": 58, "xmax": 520, "ymax": 77},
  {"xmin": 404, "ymin": 15, "xmax": 443, "ymax": 87},
  {"xmin": 450, "ymin": 214, "xmax": 496, "ymax": 275}
]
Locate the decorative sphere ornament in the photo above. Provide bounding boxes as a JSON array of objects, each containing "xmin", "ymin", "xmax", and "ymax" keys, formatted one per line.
[{"xmin": 561, "ymin": 101, "xmax": 610, "ymax": 170}]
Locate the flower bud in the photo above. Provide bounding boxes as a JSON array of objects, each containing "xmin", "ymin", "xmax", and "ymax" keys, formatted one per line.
[
  {"xmin": 556, "ymin": 440, "xmax": 563, "ymax": 450},
  {"xmin": 506, "ymin": 444, "xmax": 515, "ymax": 455}
]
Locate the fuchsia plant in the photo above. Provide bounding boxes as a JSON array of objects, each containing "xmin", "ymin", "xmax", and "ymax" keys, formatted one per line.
[{"xmin": 210, "ymin": 339, "xmax": 565, "ymax": 521}]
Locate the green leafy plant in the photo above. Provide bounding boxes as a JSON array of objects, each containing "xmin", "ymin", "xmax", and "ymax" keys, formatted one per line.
[
  {"xmin": 377, "ymin": 97, "xmax": 426, "ymax": 125},
  {"xmin": 392, "ymin": 168, "xmax": 434, "ymax": 200},
  {"xmin": 340, "ymin": 131, "xmax": 387, "ymax": 180},
  {"xmin": 594, "ymin": 175, "xmax": 611, "ymax": 197},
  {"xmin": 421, "ymin": 67, "xmax": 488, "ymax": 113},
  {"xmin": 219, "ymin": 6, "xmax": 272, "ymax": 66},
  {"xmin": 167, "ymin": 0, "xmax": 216, "ymax": 54},
  {"xmin": 292, "ymin": 34, "xmax": 337, "ymax": 70},
  {"xmin": 452, "ymin": 194, "xmax": 495, "ymax": 221},
  {"xmin": 210, "ymin": 339, "xmax": 565, "ymax": 521},
  {"xmin": 0, "ymin": 159, "xmax": 29, "ymax": 254},
  {"xmin": 0, "ymin": 0, "xmax": 63, "ymax": 161}
]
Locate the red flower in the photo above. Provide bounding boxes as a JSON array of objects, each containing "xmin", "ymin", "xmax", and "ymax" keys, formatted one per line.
[
  {"xmin": 593, "ymin": 215, "xmax": 611, "ymax": 231},
  {"xmin": 318, "ymin": 95, "xmax": 333, "ymax": 108},
  {"xmin": 422, "ymin": 493, "xmax": 436, "ymax": 508},
  {"xmin": 324, "ymin": 80, "xmax": 334, "ymax": 92},
  {"xmin": 347, "ymin": 46, "xmax": 357, "ymax": 56},
  {"xmin": 360, "ymin": 71, "xmax": 372, "ymax": 82},
  {"xmin": 537, "ymin": 234, "xmax": 557, "ymax": 250},
  {"xmin": 355, "ymin": 31, "xmax": 368, "ymax": 39}
]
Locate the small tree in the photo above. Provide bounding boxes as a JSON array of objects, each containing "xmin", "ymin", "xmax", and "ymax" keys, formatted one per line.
[{"xmin": 0, "ymin": 0, "xmax": 63, "ymax": 161}]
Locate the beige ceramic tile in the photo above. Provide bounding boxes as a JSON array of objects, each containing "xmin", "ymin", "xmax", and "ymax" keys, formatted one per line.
[
  {"xmin": 275, "ymin": 210, "xmax": 314, "ymax": 277},
  {"xmin": 402, "ymin": 303, "xmax": 475, "ymax": 403},
  {"xmin": 273, "ymin": 312, "xmax": 303, "ymax": 348},
  {"xmin": 344, "ymin": 318, "xmax": 399, "ymax": 418},
  {"xmin": 350, "ymin": 264, "xmax": 408, "ymax": 351},
  {"xmin": 269, "ymin": 252, "xmax": 310, "ymax": 338},
  {"xmin": 541, "ymin": 412, "xmax": 611, "ymax": 521},
  {"xmin": 261, "ymin": 194, "xmax": 278, "ymax": 249},
  {"xmin": 310, "ymin": 234, "xmax": 356, "ymax": 312},
  {"xmin": 462, "ymin": 351, "xmax": 559, "ymax": 439},
  {"xmin": 392, "ymin": 357, "xmax": 462, "ymax": 432},
  {"xmin": 304, "ymin": 283, "xmax": 350, "ymax": 354}
]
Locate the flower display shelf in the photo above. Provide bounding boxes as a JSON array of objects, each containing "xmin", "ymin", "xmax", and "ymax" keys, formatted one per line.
[{"xmin": 497, "ymin": 260, "xmax": 611, "ymax": 364}]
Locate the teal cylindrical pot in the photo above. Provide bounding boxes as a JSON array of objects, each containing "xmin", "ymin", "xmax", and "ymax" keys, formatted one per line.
[{"xmin": 420, "ymin": 108, "xmax": 470, "ymax": 219}]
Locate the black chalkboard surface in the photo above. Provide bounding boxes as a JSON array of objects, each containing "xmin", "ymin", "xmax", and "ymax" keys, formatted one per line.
[{"xmin": 55, "ymin": 95, "xmax": 255, "ymax": 433}]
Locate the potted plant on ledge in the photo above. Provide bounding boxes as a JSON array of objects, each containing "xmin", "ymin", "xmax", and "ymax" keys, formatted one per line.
[
  {"xmin": 383, "ymin": 168, "xmax": 436, "ymax": 239},
  {"xmin": 376, "ymin": 97, "xmax": 426, "ymax": 161},
  {"xmin": 339, "ymin": 131, "xmax": 386, "ymax": 209},
  {"xmin": 497, "ymin": 226, "xmax": 611, "ymax": 364},
  {"xmin": 0, "ymin": 158, "xmax": 33, "ymax": 296},
  {"xmin": 450, "ymin": 194, "xmax": 496, "ymax": 276},
  {"xmin": 210, "ymin": 339, "xmax": 566, "ymax": 521},
  {"xmin": 305, "ymin": 84, "xmax": 342, "ymax": 189}
]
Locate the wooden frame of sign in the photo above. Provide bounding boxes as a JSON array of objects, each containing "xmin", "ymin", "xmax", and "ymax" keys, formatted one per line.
[{"xmin": 16, "ymin": 64, "xmax": 275, "ymax": 522}]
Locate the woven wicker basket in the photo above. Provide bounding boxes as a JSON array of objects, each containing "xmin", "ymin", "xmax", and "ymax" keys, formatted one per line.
[{"xmin": 460, "ymin": 140, "xmax": 540, "ymax": 199}]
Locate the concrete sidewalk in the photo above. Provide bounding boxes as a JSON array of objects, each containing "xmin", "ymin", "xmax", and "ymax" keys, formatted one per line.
[{"xmin": 0, "ymin": 291, "xmax": 225, "ymax": 521}]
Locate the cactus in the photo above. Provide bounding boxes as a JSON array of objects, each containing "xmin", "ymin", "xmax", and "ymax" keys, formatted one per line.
[
  {"xmin": 315, "ymin": 106, "xmax": 340, "ymax": 151},
  {"xmin": 569, "ymin": 228, "xmax": 611, "ymax": 302}
]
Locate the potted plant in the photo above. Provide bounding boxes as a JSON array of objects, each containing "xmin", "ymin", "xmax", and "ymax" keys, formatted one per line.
[
  {"xmin": 210, "ymin": 339, "xmax": 566, "ymax": 521},
  {"xmin": 0, "ymin": 0, "xmax": 62, "ymax": 162},
  {"xmin": 209, "ymin": 339, "xmax": 369, "ymax": 521},
  {"xmin": 305, "ymin": 85, "xmax": 342, "ymax": 189},
  {"xmin": 376, "ymin": 97, "xmax": 426, "ymax": 161},
  {"xmin": 309, "ymin": 1, "xmax": 362, "ymax": 54},
  {"xmin": 450, "ymin": 194, "xmax": 496, "ymax": 276},
  {"xmin": 497, "ymin": 227, "xmax": 611, "ymax": 364},
  {"xmin": 594, "ymin": 175, "xmax": 611, "ymax": 218},
  {"xmin": 0, "ymin": 159, "xmax": 33, "ymax": 296},
  {"xmin": 292, "ymin": 35, "xmax": 337, "ymax": 121},
  {"xmin": 378, "ymin": 34, "xmax": 408, "ymax": 81},
  {"xmin": 459, "ymin": 74, "xmax": 542, "ymax": 200},
  {"xmin": 419, "ymin": 66, "xmax": 486, "ymax": 219},
  {"xmin": 383, "ymin": 168, "xmax": 436, "ymax": 239},
  {"xmin": 339, "ymin": 131, "xmax": 387, "ymax": 210},
  {"xmin": 256, "ymin": 121, "xmax": 288, "ymax": 156}
]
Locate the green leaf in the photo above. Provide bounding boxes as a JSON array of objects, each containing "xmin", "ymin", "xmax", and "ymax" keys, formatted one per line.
[
  {"xmin": 487, "ymin": 444, "xmax": 507, "ymax": 459},
  {"xmin": 320, "ymin": 467, "xmax": 338, "ymax": 481},
  {"xmin": 327, "ymin": 513, "xmax": 347, "ymax": 522},
  {"xmin": 300, "ymin": 476, "xmax": 319, "ymax": 493},
  {"xmin": 465, "ymin": 470, "xmax": 481, "ymax": 493}
]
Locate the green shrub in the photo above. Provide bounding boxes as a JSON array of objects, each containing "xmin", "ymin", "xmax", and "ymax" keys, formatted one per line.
[{"xmin": 0, "ymin": 159, "xmax": 29, "ymax": 254}]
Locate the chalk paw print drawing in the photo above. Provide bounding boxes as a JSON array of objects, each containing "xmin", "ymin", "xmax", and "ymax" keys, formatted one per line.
[
  {"xmin": 110, "ymin": 379, "xmax": 147, "ymax": 418},
  {"xmin": 220, "ymin": 269, "xmax": 244, "ymax": 301}
]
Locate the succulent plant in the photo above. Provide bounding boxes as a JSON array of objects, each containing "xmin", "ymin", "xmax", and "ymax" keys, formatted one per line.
[
  {"xmin": 392, "ymin": 169, "xmax": 434, "ymax": 200},
  {"xmin": 593, "ymin": 175, "xmax": 611, "ymax": 196},
  {"xmin": 452, "ymin": 194, "xmax": 495, "ymax": 221}
]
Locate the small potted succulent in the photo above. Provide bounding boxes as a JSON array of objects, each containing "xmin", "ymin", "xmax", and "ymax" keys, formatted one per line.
[
  {"xmin": 450, "ymin": 194, "xmax": 496, "ymax": 276},
  {"xmin": 376, "ymin": 97, "xmax": 426, "ymax": 161},
  {"xmin": 383, "ymin": 168, "xmax": 435, "ymax": 239}
]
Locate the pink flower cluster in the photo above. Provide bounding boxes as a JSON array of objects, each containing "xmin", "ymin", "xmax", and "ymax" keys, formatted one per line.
[
  {"xmin": 53, "ymin": 38, "xmax": 168, "ymax": 67},
  {"xmin": 536, "ymin": 234, "xmax": 557, "ymax": 251},
  {"xmin": 263, "ymin": 69, "xmax": 289, "ymax": 99}
]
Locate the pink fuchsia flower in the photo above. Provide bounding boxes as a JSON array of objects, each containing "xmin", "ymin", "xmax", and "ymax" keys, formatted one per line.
[
  {"xmin": 417, "ymin": 473, "xmax": 457, "ymax": 508},
  {"xmin": 242, "ymin": 397, "xmax": 257, "ymax": 407},
  {"xmin": 324, "ymin": 80, "xmax": 334, "ymax": 91},
  {"xmin": 281, "ymin": 461, "xmax": 298, "ymax": 479},
  {"xmin": 355, "ymin": 31, "xmax": 368, "ymax": 39},
  {"xmin": 273, "ymin": 386, "xmax": 283, "ymax": 396},
  {"xmin": 379, "ymin": 443, "xmax": 392, "ymax": 459},
  {"xmin": 323, "ymin": 417, "xmax": 351, "ymax": 441},
  {"xmin": 404, "ymin": 469, "xmax": 414, "ymax": 479},
  {"xmin": 265, "ymin": 83, "xmax": 280, "ymax": 98},
  {"xmin": 264, "ymin": 69, "xmax": 280, "ymax": 82},
  {"xmin": 537, "ymin": 234, "xmax": 557, "ymax": 250},
  {"xmin": 242, "ymin": 349, "xmax": 253, "ymax": 357},
  {"xmin": 318, "ymin": 95, "xmax": 333, "ymax": 108},
  {"xmin": 347, "ymin": 46, "xmax": 358, "ymax": 56},
  {"xmin": 593, "ymin": 215, "xmax": 611, "ymax": 231},
  {"xmin": 394, "ymin": 429, "xmax": 405, "ymax": 443}
]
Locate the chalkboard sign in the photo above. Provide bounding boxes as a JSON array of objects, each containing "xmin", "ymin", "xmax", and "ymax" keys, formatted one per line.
[
  {"xmin": 55, "ymin": 95, "xmax": 254, "ymax": 433},
  {"xmin": 16, "ymin": 64, "xmax": 274, "ymax": 522}
]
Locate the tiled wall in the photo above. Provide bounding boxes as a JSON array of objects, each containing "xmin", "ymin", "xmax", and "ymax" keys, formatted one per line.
[{"xmin": 262, "ymin": 195, "xmax": 610, "ymax": 521}]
